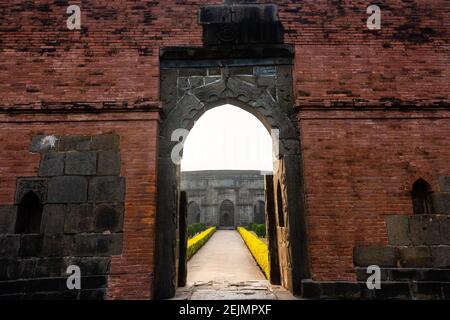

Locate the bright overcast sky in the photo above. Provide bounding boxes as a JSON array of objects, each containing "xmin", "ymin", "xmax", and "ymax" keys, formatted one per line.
[{"xmin": 180, "ymin": 105, "xmax": 273, "ymax": 172}]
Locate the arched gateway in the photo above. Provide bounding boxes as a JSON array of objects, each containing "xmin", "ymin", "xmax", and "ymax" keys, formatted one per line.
[
  {"xmin": 219, "ymin": 200, "xmax": 235, "ymax": 228},
  {"xmin": 154, "ymin": 46, "xmax": 310, "ymax": 298}
]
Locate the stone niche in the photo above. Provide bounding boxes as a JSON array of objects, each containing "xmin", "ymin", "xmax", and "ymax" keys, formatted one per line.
[{"xmin": 0, "ymin": 133, "xmax": 125, "ymax": 300}]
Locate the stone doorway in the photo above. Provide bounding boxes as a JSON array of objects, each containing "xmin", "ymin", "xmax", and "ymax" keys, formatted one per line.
[
  {"xmin": 219, "ymin": 200, "xmax": 235, "ymax": 228},
  {"xmin": 154, "ymin": 45, "xmax": 309, "ymax": 299}
]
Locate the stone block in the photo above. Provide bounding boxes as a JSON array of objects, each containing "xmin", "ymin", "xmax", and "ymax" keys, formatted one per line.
[
  {"xmin": 39, "ymin": 152, "xmax": 65, "ymax": 177},
  {"xmin": 91, "ymin": 133, "xmax": 120, "ymax": 151},
  {"xmin": 81, "ymin": 276, "xmax": 108, "ymax": 290},
  {"xmin": 438, "ymin": 176, "xmax": 450, "ymax": 192},
  {"xmin": 80, "ymin": 289, "xmax": 106, "ymax": 300},
  {"xmin": 207, "ymin": 68, "xmax": 221, "ymax": 76},
  {"xmin": 373, "ymin": 282, "xmax": 411, "ymax": 299},
  {"xmin": 41, "ymin": 235, "xmax": 64, "ymax": 257},
  {"xmin": 385, "ymin": 215, "xmax": 411, "ymax": 245},
  {"xmin": 97, "ymin": 234, "xmax": 123, "ymax": 256},
  {"xmin": 18, "ymin": 235, "xmax": 43, "ymax": 258},
  {"xmin": 15, "ymin": 178, "xmax": 47, "ymax": 204},
  {"xmin": 88, "ymin": 177, "xmax": 125, "ymax": 203},
  {"xmin": 399, "ymin": 247, "xmax": 433, "ymax": 267},
  {"xmin": 0, "ymin": 206, "xmax": 17, "ymax": 234},
  {"xmin": 30, "ymin": 135, "xmax": 59, "ymax": 153},
  {"xmin": 188, "ymin": 76, "xmax": 204, "ymax": 88},
  {"xmin": 199, "ymin": 4, "xmax": 278, "ymax": 24},
  {"xmin": 358, "ymin": 282, "xmax": 375, "ymax": 299},
  {"xmin": 97, "ymin": 151, "xmax": 121, "ymax": 176},
  {"xmin": 204, "ymin": 76, "xmax": 221, "ymax": 85},
  {"xmin": 255, "ymin": 66, "xmax": 277, "ymax": 76},
  {"xmin": 65, "ymin": 151, "xmax": 97, "ymax": 175},
  {"xmin": 430, "ymin": 246, "xmax": 450, "ymax": 268},
  {"xmin": 444, "ymin": 284, "xmax": 450, "ymax": 299},
  {"xmin": 0, "ymin": 279, "xmax": 27, "ymax": 295},
  {"xmin": 41, "ymin": 204, "xmax": 66, "ymax": 235},
  {"xmin": 64, "ymin": 204, "xmax": 95, "ymax": 234},
  {"xmin": 94, "ymin": 204, "xmax": 124, "ymax": 233},
  {"xmin": 257, "ymin": 75, "xmax": 276, "ymax": 87},
  {"xmin": 320, "ymin": 282, "xmax": 361, "ymax": 299},
  {"xmin": 353, "ymin": 246, "xmax": 398, "ymax": 267},
  {"xmin": 63, "ymin": 257, "xmax": 110, "ymax": 276},
  {"xmin": 25, "ymin": 278, "xmax": 66, "ymax": 293},
  {"xmin": 300, "ymin": 280, "xmax": 321, "ymax": 299},
  {"xmin": 419, "ymin": 269, "xmax": 450, "ymax": 282},
  {"xmin": 230, "ymin": 66, "xmax": 254, "ymax": 76},
  {"xmin": 0, "ymin": 235, "xmax": 21, "ymax": 256},
  {"xmin": 73, "ymin": 234, "xmax": 122, "ymax": 257},
  {"xmin": 48, "ymin": 176, "xmax": 87, "ymax": 203},
  {"xmin": 16, "ymin": 259, "xmax": 37, "ymax": 278},
  {"xmin": 179, "ymin": 68, "xmax": 207, "ymax": 77},
  {"xmin": 72, "ymin": 235, "xmax": 97, "ymax": 256},
  {"xmin": 0, "ymin": 259, "xmax": 18, "ymax": 281},
  {"xmin": 389, "ymin": 268, "xmax": 420, "ymax": 281},
  {"xmin": 59, "ymin": 135, "xmax": 91, "ymax": 151},
  {"xmin": 25, "ymin": 290, "xmax": 78, "ymax": 300},
  {"xmin": 34, "ymin": 258, "xmax": 64, "ymax": 278},
  {"xmin": 413, "ymin": 282, "xmax": 444, "ymax": 300},
  {"xmin": 409, "ymin": 215, "xmax": 441, "ymax": 245},
  {"xmin": 62, "ymin": 236, "xmax": 75, "ymax": 256},
  {"xmin": 439, "ymin": 215, "xmax": 450, "ymax": 244},
  {"xmin": 431, "ymin": 193, "xmax": 450, "ymax": 214}
]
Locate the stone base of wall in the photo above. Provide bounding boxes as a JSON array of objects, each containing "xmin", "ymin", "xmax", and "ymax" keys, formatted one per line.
[{"xmin": 302, "ymin": 278, "xmax": 450, "ymax": 300}]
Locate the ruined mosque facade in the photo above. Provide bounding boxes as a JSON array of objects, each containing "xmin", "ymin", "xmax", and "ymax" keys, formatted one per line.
[{"xmin": 181, "ymin": 170, "xmax": 267, "ymax": 228}]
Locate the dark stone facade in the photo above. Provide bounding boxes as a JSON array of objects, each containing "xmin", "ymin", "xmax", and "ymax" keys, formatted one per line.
[
  {"xmin": 181, "ymin": 170, "xmax": 268, "ymax": 227},
  {"xmin": 0, "ymin": 134, "xmax": 125, "ymax": 300}
]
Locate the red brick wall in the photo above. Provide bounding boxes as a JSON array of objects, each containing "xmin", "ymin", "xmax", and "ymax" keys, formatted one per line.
[
  {"xmin": 1, "ymin": 0, "xmax": 449, "ymax": 297},
  {"xmin": 0, "ymin": 1, "xmax": 448, "ymax": 108},
  {"xmin": 299, "ymin": 110, "xmax": 450, "ymax": 281},
  {"xmin": 0, "ymin": 112, "xmax": 158, "ymax": 299}
]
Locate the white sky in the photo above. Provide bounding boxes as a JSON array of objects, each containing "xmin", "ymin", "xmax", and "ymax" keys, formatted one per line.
[{"xmin": 180, "ymin": 105, "xmax": 273, "ymax": 172}]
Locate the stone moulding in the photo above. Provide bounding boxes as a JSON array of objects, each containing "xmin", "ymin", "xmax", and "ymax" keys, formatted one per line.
[{"xmin": 0, "ymin": 100, "xmax": 162, "ymax": 113}]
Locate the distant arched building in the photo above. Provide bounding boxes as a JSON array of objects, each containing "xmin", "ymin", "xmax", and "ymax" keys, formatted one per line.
[{"xmin": 181, "ymin": 170, "xmax": 267, "ymax": 228}]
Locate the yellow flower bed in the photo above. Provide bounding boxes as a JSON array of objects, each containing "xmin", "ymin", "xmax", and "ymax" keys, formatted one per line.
[
  {"xmin": 237, "ymin": 227, "xmax": 269, "ymax": 279},
  {"xmin": 187, "ymin": 227, "xmax": 216, "ymax": 260}
]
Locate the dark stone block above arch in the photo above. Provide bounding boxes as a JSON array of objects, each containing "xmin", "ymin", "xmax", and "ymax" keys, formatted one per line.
[{"xmin": 199, "ymin": 3, "xmax": 283, "ymax": 45}]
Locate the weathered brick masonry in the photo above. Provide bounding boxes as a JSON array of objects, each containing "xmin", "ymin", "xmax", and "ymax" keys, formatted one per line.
[{"xmin": 0, "ymin": 0, "xmax": 449, "ymax": 299}]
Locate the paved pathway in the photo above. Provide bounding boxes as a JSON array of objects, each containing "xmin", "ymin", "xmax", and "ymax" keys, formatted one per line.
[
  {"xmin": 187, "ymin": 230, "xmax": 265, "ymax": 283},
  {"xmin": 173, "ymin": 230, "xmax": 298, "ymax": 300}
]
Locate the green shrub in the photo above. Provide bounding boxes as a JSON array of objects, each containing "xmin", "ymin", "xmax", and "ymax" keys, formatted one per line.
[
  {"xmin": 188, "ymin": 223, "xmax": 207, "ymax": 238},
  {"xmin": 246, "ymin": 223, "xmax": 266, "ymax": 238},
  {"xmin": 254, "ymin": 224, "xmax": 266, "ymax": 238}
]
